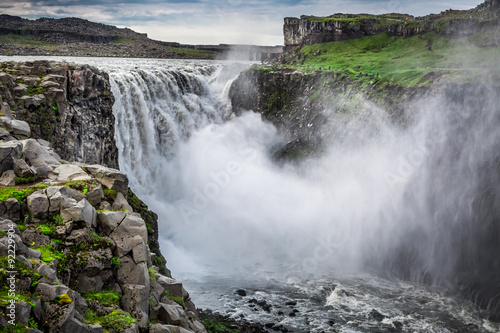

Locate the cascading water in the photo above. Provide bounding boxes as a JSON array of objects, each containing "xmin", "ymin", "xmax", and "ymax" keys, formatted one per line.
[
  {"xmin": 4, "ymin": 56, "xmax": 498, "ymax": 332},
  {"xmin": 104, "ymin": 59, "xmax": 500, "ymax": 332}
]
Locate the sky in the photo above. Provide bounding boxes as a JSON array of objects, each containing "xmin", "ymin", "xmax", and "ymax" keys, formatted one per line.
[{"xmin": 0, "ymin": 0, "xmax": 485, "ymax": 45}]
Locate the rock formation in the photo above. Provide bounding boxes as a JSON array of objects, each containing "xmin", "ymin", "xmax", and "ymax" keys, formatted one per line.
[{"xmin": 0, "ymin": 61, "xmax": 206, "ymax": 333}]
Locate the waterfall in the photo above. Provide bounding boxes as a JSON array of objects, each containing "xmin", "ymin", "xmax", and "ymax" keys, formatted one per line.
[{"xmin": 105, "ymin": 59, "xmax": 500, "ymax": 322}]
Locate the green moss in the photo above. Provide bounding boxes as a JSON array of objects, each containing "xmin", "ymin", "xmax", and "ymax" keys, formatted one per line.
[
  {"xmin": 111, "ymin": 257, "xmax": 120, "ymax": 268},
  {"xmin": 0, "ymin": 184, "xmax": 49, "ymax": 203},
  {"xmin": 82, "ymin": 291, "xmax": 120, "ymax": 306},
  {"xmin": 162, "ymin": 291, "xmax": 185, "ymax": 309},
  {"xmin": 148, "ymin": 267, "xmax": 157, "ymax": 282},
  {"xmin": 64, "ymin": 179, "xmax": 100, "ymax": 194},
  {"xmin": 199, "ymin": 313, "xmax": 239, "ymax": 333},
  {"xmin": 15, "ymin": 175, "xmax": 39, "ymax": 185},
  {"xmin": 84, "ymin": 309, "xmax": 137, "ymax": 333},
  {"xmin": 0, "ymin": 230, "xmax": 6, "ymax": 237}
]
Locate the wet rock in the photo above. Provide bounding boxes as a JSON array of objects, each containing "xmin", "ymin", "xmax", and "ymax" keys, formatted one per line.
[
  {"xmin": 235, "ymin": 289, "xmax": 247, "ymax": 297},
  {"xmin": 370, "ymin": 309, "xmax": 387, "ymax": 321}
]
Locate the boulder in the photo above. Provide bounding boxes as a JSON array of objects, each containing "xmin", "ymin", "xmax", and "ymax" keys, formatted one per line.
[
  {"xmin": 0, "ymin": 170, "xmax": 15, "ymax": 186},
  {"xmin": 22, "ymin": 228, "xmax": 51, "ymax": 248},
  {"xmin": 121, "ymin": 284, "xmax": 149, "ymax": 330},
  {"xmin": 112, "ymin": 192, "xmax": 133, "ymax": 212},
  {"xmin": 109, "ymin": 213, "xmax": 147, "ymax": 257},
  {"xmin": 88, "ymin": 323, "xmax": 104, "ymax": 333},
  {"xmin": 55, "ymin": 164, "xmax": 91, "ymax": 181},
  {"xmin": 11, "ymin": 120, "xmax": 31, "ymax": 138},
  {"xmin": 97, "ymin": 211, "xmax": 125, "ymax": 236},
  {"xmin": 117, "ymin": 256, "xmax": 149, "ymax": 286},
  {"xmin": 14, "ymin": 301, "xmax": 31, "ymax": 326},
  {"xmin": 35, "ymin": 283, "xmax": 70, "ymax": 302},
  {"xmin": 157, "ymin": 303, "xmax": 190, "ymax": 329},
  {"xmin": 22, "ymin": 139, "xmax": 60, "ymax": 170},
  {"xmin": 36, "ymin": 264, "xmax": 60, "ymax": 284},
  {"xmin": 14, "ymin": 158, "xmax": 35, "ymax": 178},
  {"xmin": 86, "ymin": 184, "xmax": 103, "ymax": 206},
  {"xmin": 61, "ymin": 199, "xmax": 96, "ymax": 228},
  {"xmin": 86, "ymin": 165, "xmax": 128, "ymax": 195},
  {"xmin": 0, "ymin": 140, "xmax": 23, "ymax": 174},
  {"xmin": 27, "ymin": 190, "xmax": 49, "ymax": 218},
  {"xmin": 2, "ymin": 199, "xmax": 20, "ymax": 220},
  {"xmin": 0, "ymin": 218, "xmax": 20, "ymax": 235},
  {"xmin": 156, "ymin": 275, "xmax": 184, "ymax": 299},
  {"xmin": 131, "ymin": 240, "xmax": 148, "ymax": 264}
]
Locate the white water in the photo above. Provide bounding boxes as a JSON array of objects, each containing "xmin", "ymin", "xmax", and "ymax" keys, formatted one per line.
[{"xmin": 2, "ymin": 56, "xmax": 499, "ymax": 332}]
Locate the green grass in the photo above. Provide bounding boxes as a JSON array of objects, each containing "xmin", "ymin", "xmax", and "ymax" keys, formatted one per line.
[
  {"xmin": 162, "ymin": 291, "xmax": 185, "ymax": 309},
  {"xmin": 82, "ymin": 291, "xmax": 120, "ymax": 307},
  {"xmin": 84, "ymin": 309, "xmax": 136, "ymax": 333},
  {"xmin": 0, "ymin": 35, "xmax": 52, "ymax": 47},
  {"xmin": 171, "ymin": 47, "xmax": 216, "ymax": 58},
  {"xmin": 282, "ymin": 31, "xmax": 500, "ymax": 88},
  {"xmin": 0, "ymin": 184, "xmax": 49, "ymax": 203}
]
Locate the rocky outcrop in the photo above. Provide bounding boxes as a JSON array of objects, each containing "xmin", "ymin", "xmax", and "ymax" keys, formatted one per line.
[
  {"xmin": 0, "ymin": 62, "xmax": 205, "ymax": 333},
  {"xmin": 0, "ymin": 60, "xmax": 118, "ymax": 168},
  {"xmin": 0, "ymin": 126, "xmax": 206, "ymax": 333},
  {"xmin": 283, "ymin": 0, "xmax": 500, "ymax": 50}
]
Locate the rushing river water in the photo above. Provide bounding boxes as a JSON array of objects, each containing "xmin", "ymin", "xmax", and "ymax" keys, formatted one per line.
[{"xmin": 1, "ymin": 56, "xmax": 499, "ymax": 332}]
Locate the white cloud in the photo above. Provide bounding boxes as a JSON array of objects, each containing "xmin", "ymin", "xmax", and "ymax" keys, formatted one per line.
[{"xmin": 0, "ymin": 0, "xmax": 484, "ymax": 45}]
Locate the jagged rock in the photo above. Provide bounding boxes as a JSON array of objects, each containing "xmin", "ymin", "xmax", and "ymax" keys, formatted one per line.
[
  {"xmin": 0, "ymin": 128, "xmax": 10, "ymax": 137},
  {"xmin": 0, "ymin": 218, "xmax": 20, "ymax": 235},
  {"xmin": 0, "ymin": 140, "xmax": 23, "ymax": 174},
  {"xmin": 112, "ymin": 192, "xmax": 133, "ymax": 212},
  {"xmin": 99, "ymin": 200, "xmax": 112, "ymax": 211},
  {"xmin": 27, "ymin": 248, "xmax": 42, "ymax": 260},
  {"xmin": 3, "ymin": 199, "xmax": 20, "ymax": 221},
  {"xmin": 149, "ymin": 323, "xmax": 195, "ymax": 333},
  {"xmin": 61, "ymin": 199, "xmax": 97, "ymax": 228},
  {"xmin": 16, "ymin": 255, "xmax": 32, "ymax": 269},
  {"xmin": 0, "ymin": 116, "xmax": 12, "ymax": 131},
  {"xmin": 156, "ymin": 275, "xmax": 184, "ymax": 299},
  {"xmin": 73, "ymin": 291, "xmax": 88, "ymax": 318},
  {"xmin": 110, "ymin": 213, "xmax": 147, "ymax": 257},
  {"xmin": 37, "ymin": 138, "xmax": 52, "ymax": 148},
  {"xmin": 11, "ymin": 119, "xmax": 31, "ymax": 138},
  {"xmin": 131, "ymin": 239, "xmax": 148, "ymax": 264},
  {"xmin": 86, "ymin": 183, "xmax": 103, "ymax": 206},
  {"xmin": 14, "ymin": 301, "xmax": 31, "ymax": 326},
  {"xmin": 157, "ymin": 303, "xmax": 190, "ymax": 329},
  {"xmin": 117, "ymin": 256, "xmax": 149, "ymax": 286},
  {"xmin": 22, "ymin": 139, "xmax": 60, "ymax": 176},
  {"xmin": 83, "ymin": 248, "xmax": 113, "ymax": 276},
  {"xmin": 66, "ymin": 228, "xmax": 90, "ymax": 246},
  {"xmin": 0, "ymin": 232, "xmax": 27, "ymax": 256},
  {"xmin": 47, "ymin": 186, "xmax": 85, "ymax": 213},
  {"xmin": 188, "ymin": 319, "xmax": 207, "ymax": 333},
  {"xmin": 14, "ymin": 157, "xmax": 35, "ymax": 178},
  {"xmin": 21, "ymin": 94, "xmax": 46, "ymax": 109},
  {"xmin": 86, "ymin": 165, "xmax": 128, "ymax": 195},
  {"xmin": 35, "ymin": 283, "xmax": 70, "ymax": 302},
  {"xmin": 97, "ymin": 210, "xmax": 125, "ymax": 235},
  {"xmin": 55, "ymin": 164, "xmax": 91, "ymax": 181},
  {"xmin": 27, "ymin": 190, "xmax": 49, "ymax": 218},
  {"xmin": 0, "ymin": 170, "xmax": 15, "ymax": 186},
  {"xmin": 31, "ymin": 296, "xmax": 43, "ymax": 321},
  {"xmin": 60, "ymin": 317, "xmax": 91, "ymax": 333},
  {"xmin": 121, "ymin": 284, "xmax": 150, "ymax": 330},
  {"xmin": 36, "ymin": 264, "xmax": 60, "ymax": 284},
  {"xmin": 22, "ymin": 228, "xmax": 51, "ymax": 247},
  {"xmin": 88, "ymin": 323, "xmax": 104, "ymax": 333}
]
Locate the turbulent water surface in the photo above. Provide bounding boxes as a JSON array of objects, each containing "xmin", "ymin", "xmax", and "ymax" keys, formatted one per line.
[{"xmin": 2, "ymin": 56, "xmax": 500, "ymax": 332}]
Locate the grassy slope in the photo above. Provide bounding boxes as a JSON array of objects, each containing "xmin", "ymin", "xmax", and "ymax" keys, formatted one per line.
[{"xmin": 279, "ymin": 31, "xmax": 500, "ymax": 88}]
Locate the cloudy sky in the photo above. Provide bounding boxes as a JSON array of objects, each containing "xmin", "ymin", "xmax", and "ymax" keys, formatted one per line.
[{"xmin": 0, "ymin": 0, "xmax": 485, "ymax": 45}]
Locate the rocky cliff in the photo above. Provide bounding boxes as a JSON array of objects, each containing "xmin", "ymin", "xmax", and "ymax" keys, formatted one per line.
[
  {"xmin": 0, "ymin": 61, "xmax": 206, "ymax": 333},
  {"xmin": 283, "ymin": 0, "xmax": 500, "ymax": 50},
  {"xmin": 0, "ymin": 60, "xmax": 118, "ymax": 168}
]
